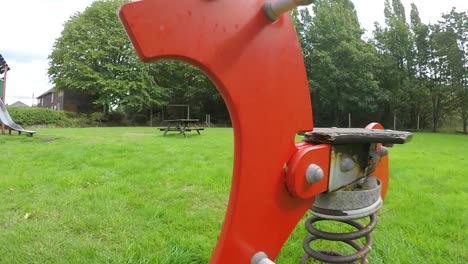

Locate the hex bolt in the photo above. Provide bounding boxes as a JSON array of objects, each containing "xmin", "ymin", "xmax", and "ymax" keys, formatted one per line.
[
  {"xmin": 379, "ymin": 146, "xmax": 389, "ymax": 157},
  {"xmin": 251, "ymin": 252, "xmax": 276, "ymax": 264},
  {"xmin": 340, "ymin": 157, "xmax": 354, "ymax": 172},
  {"xmin": 305, "ymin": 164, "xmax": 324, "ymax": 184}
]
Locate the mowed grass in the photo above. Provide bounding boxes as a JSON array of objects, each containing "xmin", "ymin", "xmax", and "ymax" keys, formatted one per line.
[{"xmin": 0, "ymin": 128, "xmax": 466, "ymax": 263}]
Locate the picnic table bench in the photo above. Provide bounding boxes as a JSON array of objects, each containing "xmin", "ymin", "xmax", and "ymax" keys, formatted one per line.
[{"xmin": 159, "ymin": 119, "xmax": 204, "ymax": 137}]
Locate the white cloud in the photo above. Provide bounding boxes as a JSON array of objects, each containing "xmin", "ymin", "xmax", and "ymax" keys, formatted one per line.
[
  {"xmin": 1, "ymin": 0, "xmax": 95, "ymax": 105},
  {"xmin": 1, "ymin": 0, "xmax": 467, "ymax": 106},
  {"xmin": 4, "ymin": 59, "xmax": 50, "ymax": 106},
  {"xmin": 353, "ymin": 0, "xmax": 468, "ymax": 36}
]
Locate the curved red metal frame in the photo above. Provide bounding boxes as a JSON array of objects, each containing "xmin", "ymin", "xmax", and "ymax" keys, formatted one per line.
[
  {"xmin": 119, "ymin": 1, "xmax": 391, "ymax": 262},
  {"xmin": 120, "ymin": 1, "xmax": 315, "ymax": 261}
]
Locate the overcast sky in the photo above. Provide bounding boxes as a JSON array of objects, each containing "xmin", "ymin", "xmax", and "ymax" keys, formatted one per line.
[{"xmin": 1, "ymin": 0, "xmax": 467, "ymax": 106}]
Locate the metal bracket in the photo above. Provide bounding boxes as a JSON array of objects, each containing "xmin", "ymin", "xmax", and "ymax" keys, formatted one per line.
[{"xmin": 286, "ymin": 143, "xmax": 330, "ymax": 199}]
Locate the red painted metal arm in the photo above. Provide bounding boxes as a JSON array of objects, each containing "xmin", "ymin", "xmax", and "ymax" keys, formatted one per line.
[
  {"xmin": 366, "ymin": 122, "xmax": 389, "ymax": 199},
  {"xmin": 119, "ymin": 0, "xmax": 324, "ymax": 262}
]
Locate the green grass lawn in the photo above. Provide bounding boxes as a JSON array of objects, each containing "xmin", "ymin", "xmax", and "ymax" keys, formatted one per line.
[{"xmin": 0, "ymin": 128, "xmax": 466, "ymax": 263}]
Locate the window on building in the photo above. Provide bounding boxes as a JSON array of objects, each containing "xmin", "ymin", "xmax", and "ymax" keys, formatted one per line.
[{"xmin": 51, "ymin": 93, "xmax": 54, "ymax": 103}]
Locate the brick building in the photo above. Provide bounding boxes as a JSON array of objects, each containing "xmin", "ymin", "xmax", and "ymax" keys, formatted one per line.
[{"xmin": 36, "ymin": 89, "xmax": 100, "ymax": 114}]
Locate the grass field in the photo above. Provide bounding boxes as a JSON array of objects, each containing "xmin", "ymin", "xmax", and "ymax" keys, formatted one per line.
[{"xmin": 0, "ymin": 128, "xmax": 466, "ymax": 263}]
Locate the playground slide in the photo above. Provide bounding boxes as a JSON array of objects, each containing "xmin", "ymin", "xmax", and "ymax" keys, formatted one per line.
[{"xmin": 0, "ymin": 98, "xmax": 35, "ymax": 135}]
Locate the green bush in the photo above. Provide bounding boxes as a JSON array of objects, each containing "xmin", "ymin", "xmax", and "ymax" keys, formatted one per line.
[
  {"xmin": 7, "ymin": 107, "xmax": 67, "ymax": 126},
  {"xmin": 90, "ymin": 112, "xmax": 104, "ymax": 122},
  {"xmin": 107, "ymin": 108, "xmax": 125, "ymax": 123},
  {"xmin": 5, "ymin": 107, "xmax": 102, "ymax": 127}
]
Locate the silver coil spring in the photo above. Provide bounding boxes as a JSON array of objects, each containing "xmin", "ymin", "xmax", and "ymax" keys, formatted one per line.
[{"xmin": 300, "ymin": 213, "xmax": 378, "ymax": 264}]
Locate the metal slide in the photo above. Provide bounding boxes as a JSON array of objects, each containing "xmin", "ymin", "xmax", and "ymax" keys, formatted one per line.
[{"xmin": 0, "ymin": 98, "xmax": 35, "ymax": 135}]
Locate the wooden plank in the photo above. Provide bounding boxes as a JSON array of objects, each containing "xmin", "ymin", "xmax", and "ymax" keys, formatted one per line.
[{"xmin": 303, "ymin": 128, "xmax": 412, "ymax": 144}]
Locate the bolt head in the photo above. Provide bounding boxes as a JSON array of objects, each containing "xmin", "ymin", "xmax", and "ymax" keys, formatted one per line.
[
  {"xmin": 380, "ymin": 146, "xmax": 389, "ymax": 157},
  {"xmin": 362, "ymin": 176, "xmax": 379, "ymax": 189},
  {"xmin": 306, "ymin": 164, "xmax": 324, "ymax": 184},
  {"xmin": 339, "ymin": 157, "xmax": 354, "ymax": 172}
]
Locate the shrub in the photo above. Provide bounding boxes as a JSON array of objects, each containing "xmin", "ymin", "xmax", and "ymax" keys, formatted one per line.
[
  {"xmin": 90, "ymin": 112, "xmax": 104, "ymax": 122},
  {"xmin": 6, "ymin": 107, "xmax": 101, "ymax": 127},
  {"xmin": 107, "ymin": 109, "xmax": 125, "ymax": 124},
  {"xmin": 7, "ymin": 107, "xmax": 67, "ymax": 126}
]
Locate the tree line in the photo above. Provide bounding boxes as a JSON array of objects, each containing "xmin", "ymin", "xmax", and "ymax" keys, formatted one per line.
[
  {"xmin": 293, "ymin": 0, "xmax": 467, "ymax": 132},
  {"xmin": 48, "ymin": 0, "xmax": 467, "ymax": 132}
]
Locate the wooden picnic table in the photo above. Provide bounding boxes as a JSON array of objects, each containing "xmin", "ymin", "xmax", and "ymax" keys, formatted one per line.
[{"xmin": 160, "ymin": 119, "xmax": 204, "ymax": 137}]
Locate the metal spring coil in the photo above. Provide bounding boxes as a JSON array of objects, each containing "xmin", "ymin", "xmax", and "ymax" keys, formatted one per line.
[{"xmin": 300, "ymin": 214, "xmax": 378, "ymax": 264}]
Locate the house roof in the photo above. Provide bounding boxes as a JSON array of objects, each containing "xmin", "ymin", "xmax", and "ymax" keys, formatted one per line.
[
  {"xmin": 10, "ymin": 101, "xmax": 30, "ymax": 108},
  {"xmin": 36, "ymin": 88, "xmax": 55, "ymax": 99}
]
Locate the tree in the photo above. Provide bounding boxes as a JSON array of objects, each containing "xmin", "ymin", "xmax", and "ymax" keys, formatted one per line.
[
  {"xmin": 408, "ymin": 4, "xmax": 432, "ymax": 129},
  {"xmin": 410, "ymin": 4, "xmax": 431, "ymax": 79},
  {"xmin": 426, "ymin": 24, "xmax": 459, "ymax": 132},
  {"xmin": 48, "ymin": 0, "xmax": 163, "ymax": 115},
  {"xmin": 374, "ymin": 0, "xmax": 416, "ymax": 128},
  {"xmin": 372, "ymin": 0, "xmax": 451, "ymax": 130},
  {"xmin": 373, "ymin": 1, "xmax": 467, "ymax": 132},
  {"xmin": 300, "ymin": 0, "xmax": 381, "ymax": 127},
  {"xmin": 292, "ymin": 8, "xmax": 314, "ymax": 81},
  {"xmin": 49, "ymin": 0, "xmax": 230, "ymax": 124},
  {"xmin": 439, "ymin": 9, "xmax": 468, "ymax": 133},
  {"xmin": 148, "ymin": 60, "xmax": 228, "ymax": 124}
]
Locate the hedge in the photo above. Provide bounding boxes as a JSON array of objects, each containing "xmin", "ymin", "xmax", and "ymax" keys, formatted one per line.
[{"xmin": 5, "ymin": 107, "xmax": 91, "ymax": 127}]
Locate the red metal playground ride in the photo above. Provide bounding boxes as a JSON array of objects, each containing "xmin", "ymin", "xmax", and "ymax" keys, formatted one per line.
[{"xmin": 119, "ymin": 0, "xmax": 412, "ymax": 263}]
